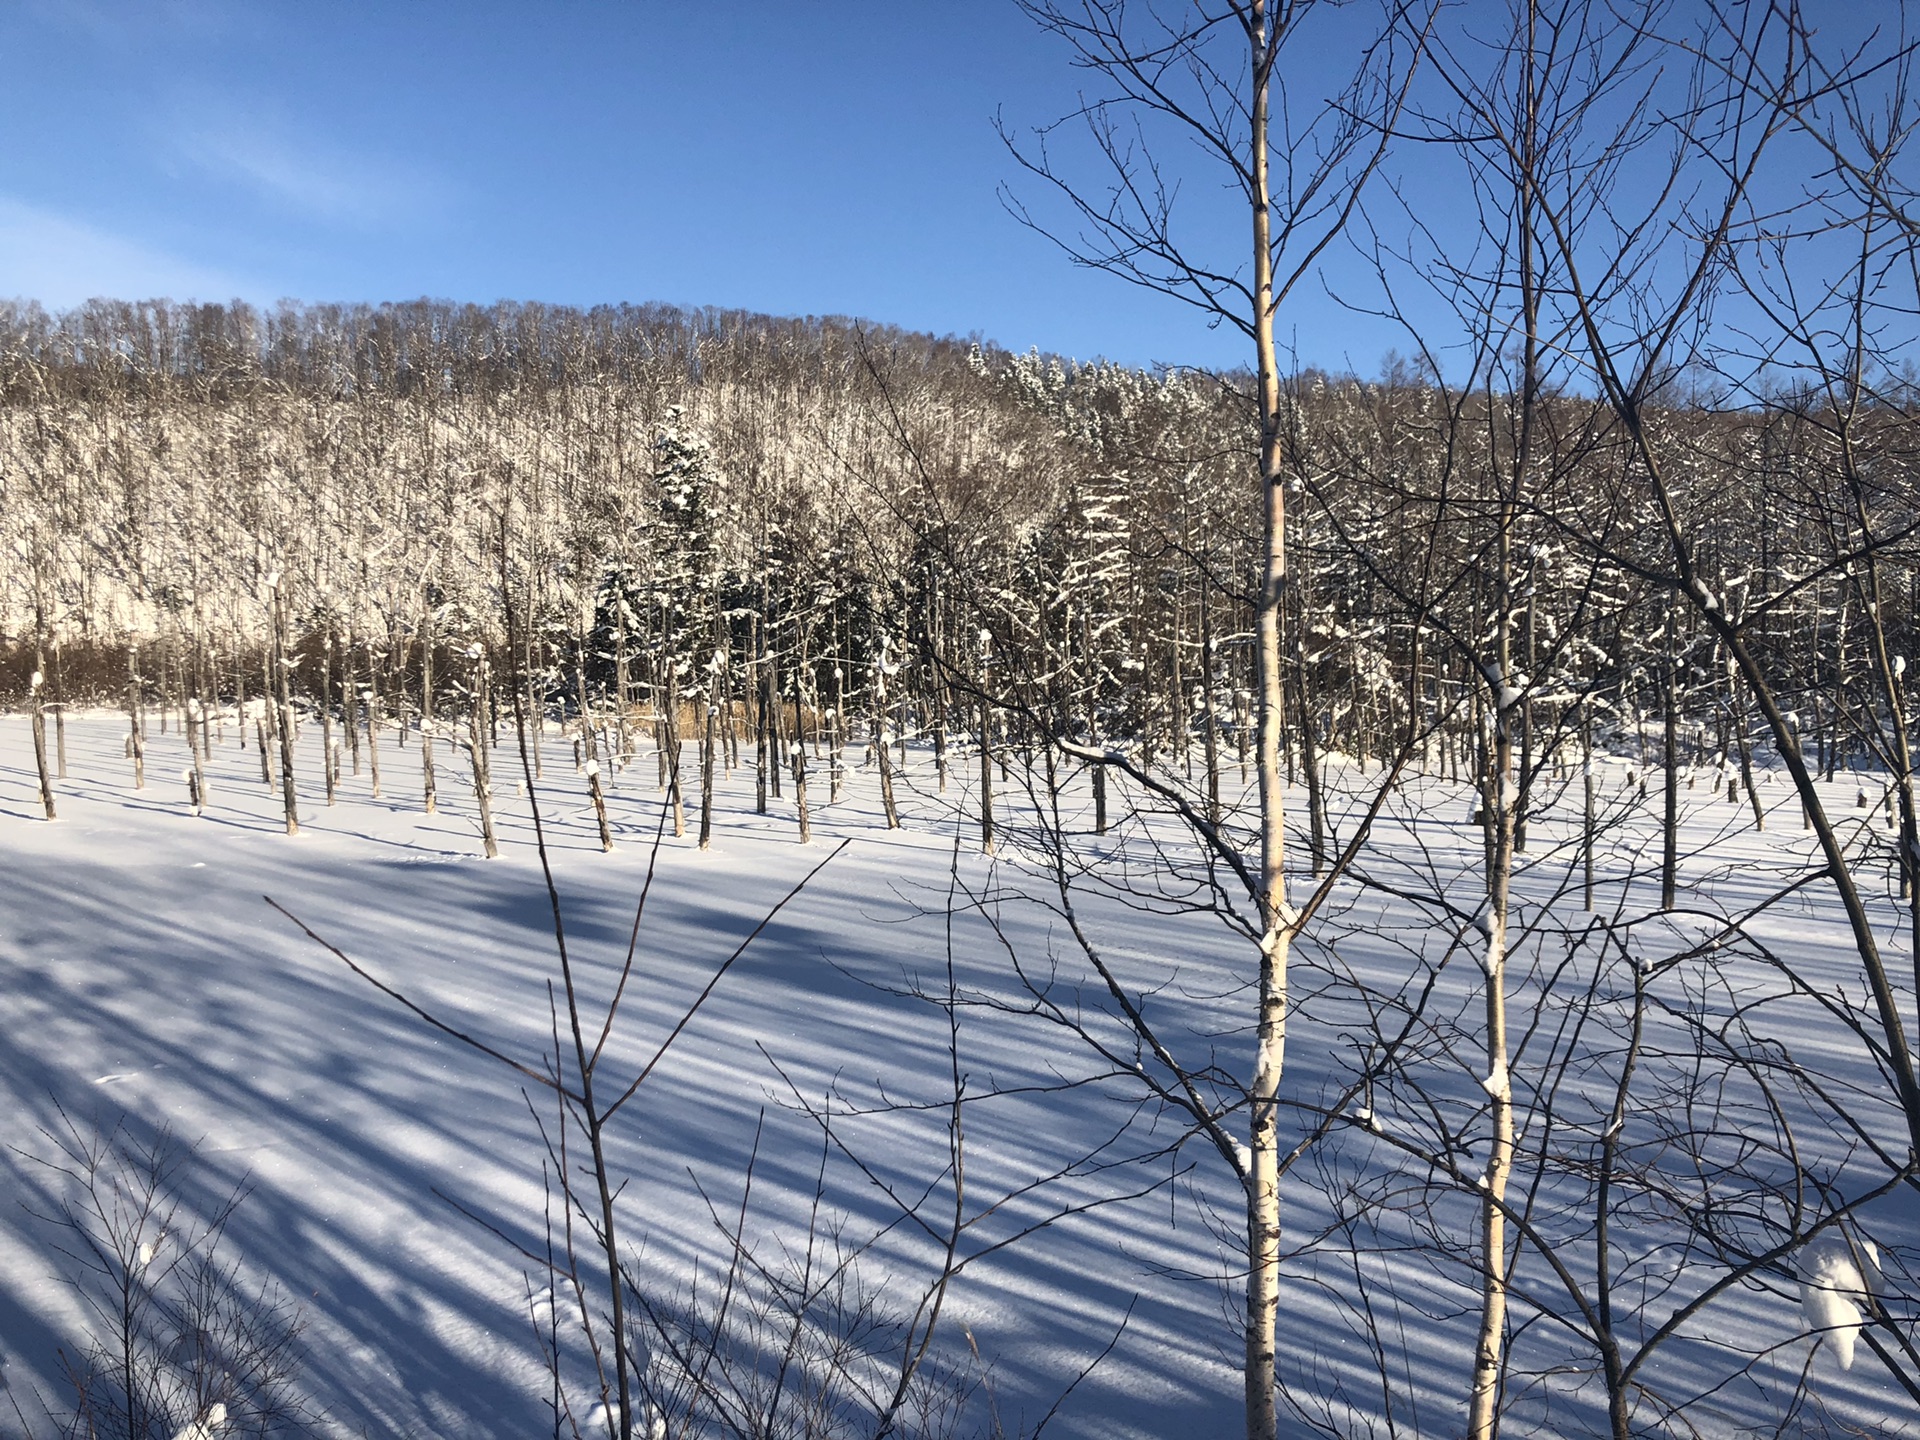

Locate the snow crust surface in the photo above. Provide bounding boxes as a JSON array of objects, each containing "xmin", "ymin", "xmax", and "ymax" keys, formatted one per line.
[{"xmin": 0, "ymin": 713, "xmax": 1914, "ymax": 1436}]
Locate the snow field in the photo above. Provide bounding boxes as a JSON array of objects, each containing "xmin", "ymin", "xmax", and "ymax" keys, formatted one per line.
[
  {"xmin": 0, "ymin": 709, "xmax": 1913, "ymax": 1437},
  {"xmin": 0, "ymin": 713, "xmax": 1241, "ymax": 1437}
]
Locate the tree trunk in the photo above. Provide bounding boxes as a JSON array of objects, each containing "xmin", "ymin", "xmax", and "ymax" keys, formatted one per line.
[
  {"xmin": 470, "ymin": 652, "xmax": 499, "ymax": 858},
  {"xmin": 765, "ymin": 636, "xmax": 783, "ymax": 802},
  {"xmin": 320, "ymin": 633, "xmax": 338, "ymax": 807},
  {"xmin": 342, "ymin": 629, "xmax": 361, "ymax": 777},
  {"xmin": 126, "ymin": 641, "xmax": 145, "ymax": 790},
  {"xmin": 29, "ymin": 663, "xmax": 55, "ymax": 819},
  {"xmin": 1583, "ymin": 708, "xmax": 1597, "ymax": 912},
  {"xmin": 978, "ymin": 705, "xmax": 994, "ymax": 855},
  {"xmin": 614, "ymin": 613, "xmax": 631, "ymax": 769},
  {"xmin": 792, "ymin": 673, "xmax": 811, "ymax": 844},
  {"xmin": 271, "ymin": 585, "xmax": 299, "ymax": 836},
  {"xmin": 1515, "ymin": 589, "xmax": 1535, "ymax": 851},
  {"xmin": 51, "ymin": 639, "xmax": 67, "ymax": 779},
  {"xmin": 828, "ymin": 670, "xmax": 844, "ymax": 805},
  {"xmin": 421, "ymin": 608, "xmax": 439, "ymax": 815},
  {"xmin": 1662, "ymin": 641, "xmax": 1679, "ymax": 911},
  {"xmin": 753, "ymin": 633, "xmax": 769, "ymax": 813},
  {"xmin": 588, "ymin": 762, "xmax": 614, "ymax": 852},
  {"xmin": 699, "ymin": 698, "xmax": 716, "ymax": 850},
  {"xmin": 1733, "ymin": 695, "xmax": 1763, "ymax": 832},
  {"xmin": 1466, "ymin": 522, "xmax": 1521, "ymax": 1440},
  {"xmin": 1201, "ymin": 577, "xmax": 1222, "ymax": 824},
  {"xmin": 933, "ymin": 672, "xmax": 950, "ymax": 793},
  {"xmin": 664, "ymin": 701, "xmax": 686, "ymax": 838},
  {"xmin": 1246, "ymin": 13, "xmax": 1290, "ymax": 1435},
  {"xmin": 188, "ymin": 699, "xmax": 209, "ymax": 815},
  {"xmin": 367, "ymin": 644, "xmax": 384, "ymax": 799},
  {"xmin": 868, "ymin": 635, "xmax": 900, "ymax": 829},
  {"xmin": 1298, "ymin": 672, "xmax": 1326, "ymax": 879}
]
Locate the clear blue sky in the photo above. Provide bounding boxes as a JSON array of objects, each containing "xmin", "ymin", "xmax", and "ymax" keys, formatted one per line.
[{"xmin": 0, "ymin": 0, "xmax": 1414, "ymax": 374}]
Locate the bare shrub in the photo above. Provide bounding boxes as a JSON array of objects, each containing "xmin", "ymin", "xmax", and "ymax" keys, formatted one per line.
[{"xmin": 10, "ymin": 1105, "xmax": 316, "ymax": 1440}]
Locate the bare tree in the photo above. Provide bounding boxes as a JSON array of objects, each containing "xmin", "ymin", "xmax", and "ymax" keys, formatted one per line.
[{"xmin": 1002, "ymin": 4, "xmax": 1429, "ymax": 1431}]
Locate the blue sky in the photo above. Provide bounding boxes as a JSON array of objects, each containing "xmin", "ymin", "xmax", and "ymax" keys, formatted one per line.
[
  {"xmin": 7, "ymin": 3, "xmax": 1899, "ymax": 381},
  {"xmin": 1, "ymin": 0, "xmax": 1382, "ymax": 372}
]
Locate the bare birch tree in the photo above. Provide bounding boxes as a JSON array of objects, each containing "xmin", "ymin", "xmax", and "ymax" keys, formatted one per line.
[{"xmin": 1003, "ymin": 4, "xmax": 1428, "ymax": 1431}]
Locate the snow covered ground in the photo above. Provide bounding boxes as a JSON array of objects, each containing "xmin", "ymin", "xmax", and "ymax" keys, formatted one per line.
[{"xmin": 0, "ymin": 710, "xmax": 1913, "ymax": 1437}]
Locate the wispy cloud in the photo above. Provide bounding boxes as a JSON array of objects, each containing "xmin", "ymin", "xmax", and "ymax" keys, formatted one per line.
[
  {"xmin": 169, "ymin": 103, "xmax": 447, "ymax": 229},
  {"xmin": 0, "ymin": 196, "xmax": 255, "ymax": 307},
  {"xmin": 19, "ymin": 0, "xmax": 250, "ymax": 49}
]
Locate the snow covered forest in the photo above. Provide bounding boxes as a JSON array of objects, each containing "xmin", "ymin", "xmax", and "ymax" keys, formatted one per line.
[
  {"xmin": 0, "ymin": 293, "xmax": 1909, "ymax": 817},
  {"xmin": 4, "ymin": 1, "xmax": 1920, "ymax": 1438}
]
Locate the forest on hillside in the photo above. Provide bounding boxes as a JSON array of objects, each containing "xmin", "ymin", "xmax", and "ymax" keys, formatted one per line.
[{"xmin": 0, "ymin": 291, "xmax": 1913, "ymax": 856}]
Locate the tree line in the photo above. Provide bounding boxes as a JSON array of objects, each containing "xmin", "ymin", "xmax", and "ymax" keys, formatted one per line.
[{"xmin": 0, "ymin": 293, "xmax": 1911, "ymax": 864}]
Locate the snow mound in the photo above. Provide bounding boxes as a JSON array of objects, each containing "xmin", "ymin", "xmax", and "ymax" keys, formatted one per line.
[
  {"xmin": 169, "ymin": 1401, "xmax": 227, "ymax": 1440},
  {"xmin": 1797, "ymin": 1230, "xmax": 1884, "ymax": 1370}
]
